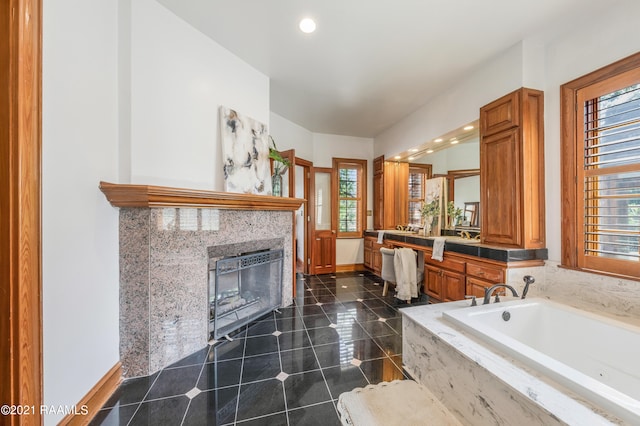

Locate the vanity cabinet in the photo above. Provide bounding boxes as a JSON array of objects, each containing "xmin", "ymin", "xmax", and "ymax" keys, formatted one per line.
[
  {"xmin": 373, "ymin": 156, "xmax": 408, "ymax": 230},
  {"xmin": 424, "ymin": 250, "xmax": 507, "ymax": 302},
  {"xmin": 424, "ymin": 254, "xmax": 466, "ymax": 302},
  {"xmin": 363, "ymin": 236, "xmax": 391, "ymax": 275},
  {"xmin": 480, "ymin": 87, "xmax": 545, "ymax": 249}
]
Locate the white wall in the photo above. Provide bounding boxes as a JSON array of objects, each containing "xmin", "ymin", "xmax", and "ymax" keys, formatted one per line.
[
  {"xmin": 270, "ymin": 112, "xmax": 314, "ymax": 161},
  {"xmin": 375, "ymin": 42, "xmax": 526, "ymax": 159},
  {"xmin": 543, "ymin": 0, "xmax": 640, "ymax": 262},
  {"xmin": 42, "ymin": 0, "xmax": 120, "ymax": 424},
  {"xmin": 129, "ymin": 0, "xmax": 270, "ymax": 190}
]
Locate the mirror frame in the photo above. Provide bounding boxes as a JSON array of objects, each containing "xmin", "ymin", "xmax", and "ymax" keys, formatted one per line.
[{"xmin": 433, "ymin": 169, "xmax": 479, "ymax": 203}]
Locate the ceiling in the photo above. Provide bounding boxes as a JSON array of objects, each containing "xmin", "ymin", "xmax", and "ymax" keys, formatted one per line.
[{"xmin": 157, "ymin": 0, "xmax": 612, "ymax": 138}]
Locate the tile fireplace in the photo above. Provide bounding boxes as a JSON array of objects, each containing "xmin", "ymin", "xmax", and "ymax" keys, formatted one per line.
[{"xmin": 99, "ymin": 182, "xmax": 303, "ymax": 377}]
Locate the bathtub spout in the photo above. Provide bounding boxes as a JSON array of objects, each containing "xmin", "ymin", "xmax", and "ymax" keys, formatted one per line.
[
  {"xmin": 521, "ymin": 275, "xmax": 535, "ymax": 299},
  {"xmin": 483, "ymin": 284, "xmax": 519, "ymax": 305}
]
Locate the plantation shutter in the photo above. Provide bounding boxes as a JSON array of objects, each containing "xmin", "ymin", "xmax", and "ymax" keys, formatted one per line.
[{"xmin": 576, "ymin": 69, "xmax": 640, "ymax": 276}]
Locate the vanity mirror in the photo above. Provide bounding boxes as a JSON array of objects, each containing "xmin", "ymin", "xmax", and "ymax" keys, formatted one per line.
[{"xmin": 388, "ymin": 121, "xmax": 480, "ymax": 232}]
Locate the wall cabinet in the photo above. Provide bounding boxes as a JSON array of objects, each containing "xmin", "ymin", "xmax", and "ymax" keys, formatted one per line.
[
  {"xmin": 480, "ymin": 87, "xmax": 545, "ymax": 249},
  {"xmin": 373, "ymin": 156, "xmax": 408, "ymax": 230}
]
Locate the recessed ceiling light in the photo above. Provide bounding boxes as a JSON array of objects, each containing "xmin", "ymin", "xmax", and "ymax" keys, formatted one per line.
[
  {"xmin": 408, "ymin": 156, "xmax": 415, "ymax": 161},
  {"xmin": 409, "ymin": 148, "xmax": 418, "ymax": 152},
  {"xmin": 394, "ymin": 155, "xmax": 401, "ymax": 160},
  {"xmin": 426, "ymin": 149, "xmax": 434, "ymax": 154},
  {"xmin": 434, "ymin": 138, "xmax": 443, "ymax": 143},
  {"xmin": 450, "ymin": 137, "xmax": 457, "ymax": 142},
  {"xmin": 299, "ymin": 18, "xmax": 316, "ymax": 33},
  {"xmin": 451, "ymin": 140, "xmax": 459, "ymax": 145},
  {"xmin": 464, "ymin": 125, "xmax": 474, "ymax": 131}
]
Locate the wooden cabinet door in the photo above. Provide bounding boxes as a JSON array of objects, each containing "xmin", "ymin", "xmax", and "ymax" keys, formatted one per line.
[
  {"xmin": 363, "ymin": 238, "xmax": 373, "ymax": 269},
  {"xmin": 382, "ymin": 161, "xmax": 409, "ymax": 229},
  {"xmin": 363, "ymin": 247, "xmax": 372, "ymax": 269},
  {"xmin": 481, "ymin": 128, "xmax": 522, "ymax": 246},
  {"xmin": 442, "ymin": 270, "xmax": 465, "ymax": 302},
  {"xmin": 480, "ymin": 90, "xmax": 520, "ymax": 136},
  {"xmin": 373, "ymin": 173, "xmax": 384, "ymax": 230},
  {"xmin": 425, "ymin": 264, "xmax": 443, "ymax": 300},
  {"xmin": 372, "ymin": 248, "xmax": 382, "ymax": 274}
]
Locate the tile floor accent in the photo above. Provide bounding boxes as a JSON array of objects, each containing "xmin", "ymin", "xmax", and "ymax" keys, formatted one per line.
[{"xmin": 91, "ymin": 271, "xmax": 427, "ymax": 425}]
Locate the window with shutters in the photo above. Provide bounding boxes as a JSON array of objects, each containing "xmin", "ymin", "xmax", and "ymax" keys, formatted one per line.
[
  {"xmin": 408, "ymin": 165, "xmax": 432, "ymax": 226},
  {"xmin": 561, "ymin": 53, "xmax": 640, "ymax": 280},
  {"xmin": 333, "ymin": 158, "xmax": 367, "ymax": 238}
]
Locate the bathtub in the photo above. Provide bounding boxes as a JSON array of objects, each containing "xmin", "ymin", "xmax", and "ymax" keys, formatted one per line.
[{"xmin": 443, "ymin": 298, "xmax": 640, "ymax": 424}]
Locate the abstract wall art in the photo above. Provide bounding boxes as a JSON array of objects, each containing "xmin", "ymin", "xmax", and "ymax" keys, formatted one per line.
[{"xmin": 219, "ymin": 106, "xmax": 271, "ymax": 194}]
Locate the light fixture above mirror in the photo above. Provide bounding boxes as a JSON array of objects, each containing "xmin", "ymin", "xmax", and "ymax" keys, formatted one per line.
[{"xmin": 392, "ymin": 120, "xmax": 478, "ymax": 162}]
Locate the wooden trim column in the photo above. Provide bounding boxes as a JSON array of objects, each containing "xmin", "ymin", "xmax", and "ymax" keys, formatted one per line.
[{"xmin": 1, "ymin": 0, "xmax": 43, "ymax": 424}]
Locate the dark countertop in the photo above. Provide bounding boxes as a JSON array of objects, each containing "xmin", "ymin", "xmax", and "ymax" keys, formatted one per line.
[{"xmin": 364, "ymin": 230, "xmax": 548, "ymax": 263}]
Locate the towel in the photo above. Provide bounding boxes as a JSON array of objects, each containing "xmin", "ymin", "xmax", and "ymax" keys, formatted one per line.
[
  {"xmin": 431, "ymin": 237, "xmax": 446, "ymax": 262},
  {"xmin": 377, "ymin": 230, "xmax": 385, "ymax": 244},
  {"xmin": 393, "ymin": 248, "xmax": 418, "ymax": 301}
]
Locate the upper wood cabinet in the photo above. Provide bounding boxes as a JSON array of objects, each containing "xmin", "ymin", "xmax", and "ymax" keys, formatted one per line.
[
  {"xmin": 373, "ymin": 156, "xmax": 408, "ymax": 230},
  {"xmin": 480, "ymin": 89, "xmax": 520, "ymax": 136},
  {"xmin": 480, "ymin": 88, "xmax": 545, "ymax": 248}
]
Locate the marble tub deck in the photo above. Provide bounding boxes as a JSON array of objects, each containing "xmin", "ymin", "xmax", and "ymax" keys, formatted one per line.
[{"xmin": 400, "ymin": 300, "xmax": 623, "ymax": 426}]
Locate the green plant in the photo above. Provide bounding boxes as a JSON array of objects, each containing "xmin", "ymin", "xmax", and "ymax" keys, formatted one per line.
[
  {"xmin": 268, "ymin": 135, "xmax": 291, "ymax": 175},
  {"xmin": 447, "ymin": 201, "xmax": 463, "ymax": 223},
  {"xmin": 421, "ymin": 199, "xmax": 440, "ymax": 218}
]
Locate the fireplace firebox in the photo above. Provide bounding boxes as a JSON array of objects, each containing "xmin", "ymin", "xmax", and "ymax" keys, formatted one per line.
[{"xmin": 209, "ymin": 248, "xmax": 283, "ymax": 339}]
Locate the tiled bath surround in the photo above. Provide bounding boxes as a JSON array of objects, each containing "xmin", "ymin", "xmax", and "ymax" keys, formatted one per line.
[
  {"xmin": 504, "ymin": 262, "xmax": 640, "ymax": 324},
  {"xmin": 119, "ymin": 207, "xmax": 294, "ymax": 377}
]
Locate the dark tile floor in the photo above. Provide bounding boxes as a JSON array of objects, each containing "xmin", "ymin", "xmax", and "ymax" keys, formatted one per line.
[{"xmin": 91, "ymin": 271, "xmax": 427, "ymax": 425}]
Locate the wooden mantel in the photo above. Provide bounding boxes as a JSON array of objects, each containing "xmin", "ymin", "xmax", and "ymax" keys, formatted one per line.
[{"xmin": 99, "ymin": 181, "xmax": 304, "ymax": 211}]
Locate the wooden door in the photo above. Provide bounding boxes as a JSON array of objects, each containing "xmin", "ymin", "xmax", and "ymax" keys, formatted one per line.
[{"xmin": 310, "ymin": 167, "xmax": 336, "ymax": 274}]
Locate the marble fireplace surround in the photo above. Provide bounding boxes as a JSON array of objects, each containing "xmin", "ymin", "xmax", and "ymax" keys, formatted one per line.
[{"xmin": 100, "ymin": 182, "xmax": 304, "ymax": 378}]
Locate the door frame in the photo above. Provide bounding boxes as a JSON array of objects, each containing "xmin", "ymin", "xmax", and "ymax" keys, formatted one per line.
[
  {"xmin": 1, "ymin": 0, "xmax": 44, "ymax": 421},
  {"xmin": 294, "ymin": 157, "xmax": 312, "ymax": 274}
]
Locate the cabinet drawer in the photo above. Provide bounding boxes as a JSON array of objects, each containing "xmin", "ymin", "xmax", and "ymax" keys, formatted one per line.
[
  {"xmin": 364, "ymin": 238, "xmax": 373, "ymax": 249},
  {"xmin": 466, "ymin": 261, "xmax": 504, "ymax": 282},
  {"xmin": 425, "ymin": 254, "xmax": 465, "ymax": 274}
]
